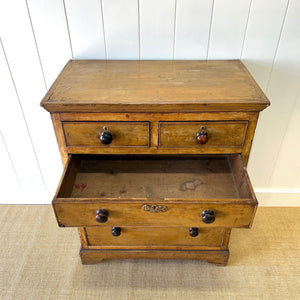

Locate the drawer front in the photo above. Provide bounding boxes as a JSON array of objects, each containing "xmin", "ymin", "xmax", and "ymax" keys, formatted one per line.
[
  {"xmin": 85, "ymin": 227, "xmax": 226, "ymax": 249},
  {"xmin": 53, "ymin": 202, "xmax": 256, "ymax": 228},
  {"xmin": 53, "ymin": 154, "xmax": 257, "ymax": 229},
  {"xmin": 63, "ymin": 122, "xmax": 150, "ymax": 147},
  {"xmin": 159, "ymin": 121, "xmax": 247, "ymax": 148}
]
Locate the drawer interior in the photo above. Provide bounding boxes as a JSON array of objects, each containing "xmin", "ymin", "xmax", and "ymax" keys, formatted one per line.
[{"xmin": 56, "ymin": 154, "xmax": 255, "ymax": 201}]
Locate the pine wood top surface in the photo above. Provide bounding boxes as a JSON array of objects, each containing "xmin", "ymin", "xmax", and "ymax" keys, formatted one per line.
[{"xmin": 41, "ymin": 60, "xmax": 270, "ymax": 113}]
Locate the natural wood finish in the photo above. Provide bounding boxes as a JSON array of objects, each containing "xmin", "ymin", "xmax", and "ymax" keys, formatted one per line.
[
  {"xmin": 51, "ymin": 113, "xmax": 68, "ymax": 165},
  {"xmin": 41, "ymin": 60, "xmax": 270, "ymax": 265},
  {"xmin": 79, "ymin": 248, "xmax": 230, "ymax": 266},
  {"xmin": 242, "ymin": 112, "xmax": 259, "ymax": 165},
  {"xmin": 221, "ymin": 228, "xmax": 231, "ymax": 250},
  {"xmin": 53, "ymin": 202, "xmax": 256, "ymax": 228},
  {"xmin": 55, "ymin": 154, "xmax": 255, "ymax": 200},
  {"xmin": 41, "ymin": 60, "xmax": 270, "ymax": 113},
  {"xmin": 60, "ymin": 112, "xmax": 250, "ymax": 122},
  {"xmin": 150, "ymin": 121, "xmax": 159, "ymax": 147},
  {"xmin": 85, "ymin": 227, "xmax": 226, "ymax": 249},
  {"xmin": 159, "ymin": 121, "xmax": 247, "ymax": 148},
  {"xmin": 61, "ymin": 155, "xmax": 241, "ymax": 199},
  {"xmin": 229, "ymin": 154, "xmax": 256, "ymax": 200},
  {"xmin": 53, "ymin": 154, "xmax": 257, "ymax": 229},
  {"xmin": 63, "ymin": 121, "xmax": 150, "ymax": 147},
  {"xmin": 228, "ymin": 154, "xmax": 258, "ymax": 228},
  {"xmin": 41, "ymin": 61, "xmax": 73, "ymax": 111},
  {"xmin": 66, "ymin": 145, "xmax": 243, "ymax": 155},
  {"xmin": 77, "ymin": 227, "xmax": 88, "ymax": 248}
]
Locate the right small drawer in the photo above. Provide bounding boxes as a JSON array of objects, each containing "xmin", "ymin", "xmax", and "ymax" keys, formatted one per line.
[{"xmin": 159, "ymin": 121, "xmax": 248, "ymax": 149}]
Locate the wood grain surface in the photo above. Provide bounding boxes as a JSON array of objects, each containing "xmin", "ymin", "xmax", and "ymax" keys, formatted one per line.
[
  {"xmin": 159, "ymin": 121, "xmax": 247, "ymax": 148},
  {"xmin": 53, "ymin": 154, "xmax": 257, "ymax": 228},
  {"xmin": 84, "ymin": 227, "xmax": 227, "ymax": 249},
  {"xmin": 63, "ymin": 121, "xmax": 150, "ymax": 147},
  {"xmin": 41, "ymin": 60, "xmax": 270, "ymax": 112},
  {"xmin": 42, "ymin": 60, "xmax": 267, "ymax": 266},
  {"xmin": 55, "ymin": 111, "xmax": 256, "ymax": 159},
  {"xmin": 53, "ymin": 201, "xmax": 256, "ymax": 228}
]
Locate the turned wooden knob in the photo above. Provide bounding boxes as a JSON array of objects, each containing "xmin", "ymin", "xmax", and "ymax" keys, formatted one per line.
[
  {"xmin": 112, "ymin": 227, "xmax": 121, "ymax": 236},
  {"xmin": 201, "ymin": 209, "xmax": 215, "ymax": 224},
  {"xmin": 100, "ymin": 126, "xmax": 112, "ymax": 145},
  {"xmin": 196, "ymin": 126, "xmax": 208, "ymax": 144},
  {"xmin": 95, "ymin": 209, "xmax": 109, "ymax": 223},
  {"xmin": 189, "ymin": 227, "xmax": 199, "ymax": 237}
]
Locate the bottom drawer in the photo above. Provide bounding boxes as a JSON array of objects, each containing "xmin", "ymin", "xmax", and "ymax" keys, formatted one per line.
[{"xmin": 83, "ymin": 227, "xmax": 230, "ymax": 250}]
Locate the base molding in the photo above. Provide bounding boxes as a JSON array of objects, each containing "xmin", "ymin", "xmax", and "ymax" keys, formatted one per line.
[{"xmin": 79, "ymin": 248, "xmax": 229, "ymax": 266}]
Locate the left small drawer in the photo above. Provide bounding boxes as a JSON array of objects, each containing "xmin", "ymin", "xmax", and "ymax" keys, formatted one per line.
[{"xmin": 63, "ymin": 122, "xmax": 150, "ymax": 147}]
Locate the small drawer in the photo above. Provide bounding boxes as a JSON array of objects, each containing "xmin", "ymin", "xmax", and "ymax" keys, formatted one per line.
[
  {"xmin": 159, "ymin": 121, "xmax": 247, "ymax": 148},
  {"xmin": 53, "ymin": 154, "xmax": 257, "ymax": 228},
  {"xmin": 84, "ymin": 227, "xmax": 227, "ymax": 250},
  {"xmin": 63, "ymin": 121, "xmax": 150, "ymax": 147}
]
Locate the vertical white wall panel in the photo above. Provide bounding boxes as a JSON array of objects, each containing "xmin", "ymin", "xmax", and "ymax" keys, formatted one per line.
[
  {"xmin": 242, "ymin": 0, "xmax": 289, "ymax": 92},
  {"xmin": 26, "ymin": 0, "xmax": 72, "ymax": 88},
  {"xmin": 0, "ymin": 0, "xmax": 300, "ymax": 204},
  {"xmin": 248, "ymin": 0, "xmax": 300, "ymax": 189},
  {"xmin": 140, "ymin": 0, "xmax": 176, "ymax": 59},
  {"xmin": 294, "ymin": 168, "xmax": 300, "ymax": 190},
  {"xmin": 0, "ymin": 41, "xmax": 44, "ymax": 189},
  {"xmin": 175, "ymin": 0, "xmax": 213, "ymax": 59},
  {"xmin": 102, "ymin": 0, "xmax": 139, "ymax": 59},
  {"xmin": 208, "ymin": 0, "xmax": 252, "ymax": 59},
  {"xmin": 64, "ymin": 0, "xmax": 106, "ymax": 59},
  {"xmin": 0, "ymin": 131, "xmax": 20, "ymax": 192},
  {"xmin": 270, "ymin": 90, "xmax": 300, "ymax": 189},
  {"xmin": 268, "ymin": 0, "xmax": 300, "ymax": 189},
  {"xmin": 0, "ymin": 1, "xmax": 62, "ymax": 198},
  {"xmin": 242, "ymin": 0, "xmax": 289, "ymax": 188}
]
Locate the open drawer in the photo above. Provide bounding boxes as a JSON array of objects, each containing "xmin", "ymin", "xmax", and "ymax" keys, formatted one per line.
[{"xmin": 53, "ymin": 154, "xmax": 257, "ymax": 228}]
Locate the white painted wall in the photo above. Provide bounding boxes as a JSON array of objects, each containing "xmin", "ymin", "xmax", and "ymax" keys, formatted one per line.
[{"xmin": 0, "ymin": 0, "xmax": 299, "ymax": 205}]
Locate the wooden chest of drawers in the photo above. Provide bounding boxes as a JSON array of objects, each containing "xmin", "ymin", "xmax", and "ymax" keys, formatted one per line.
[{"xmin": 41, "ymin": 60, "xmax": 269, "ymax": 265}]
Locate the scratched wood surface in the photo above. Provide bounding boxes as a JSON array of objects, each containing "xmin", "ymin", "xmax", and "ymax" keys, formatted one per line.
[
  {"xmin": 53, "ymin": 201, "xmax": 256, "ymax": 228},
  {"xmin": 62, "ymin": 155, "xmax": 241, "ymax": 200},
  {"xmin": 52, "ymin": 154, "xmax": 257, "ymax": 229},
  {"xmin": 41, "ymin": 60, "xmax": 270, "ymax": 112},
  {"xmin": 84, "ymin": 227, "xmax": 227, "ymax": 249},
  {"xmin": 159, "ymin": 121, "xmax": 247, "ymax": 148},
  {"xmin": 63, "ymin": 121, "xmax": 150, "ymax": 147}
]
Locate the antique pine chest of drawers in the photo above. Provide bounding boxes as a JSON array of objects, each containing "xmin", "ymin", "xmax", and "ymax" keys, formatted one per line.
[{"xmin": 41, "ymin": 60, "xmax": 270, "ymax": 265}]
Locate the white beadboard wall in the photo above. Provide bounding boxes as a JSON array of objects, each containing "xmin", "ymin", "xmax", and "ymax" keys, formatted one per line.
[{"xmin": 0, "ymin": 0, "xmax": 299, "ymax": 205}]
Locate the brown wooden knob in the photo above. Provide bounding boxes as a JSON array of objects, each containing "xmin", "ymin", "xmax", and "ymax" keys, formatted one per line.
[
  {"xmin": 189, "ymin": 227, "xmax": 198, "ymax": 237},
  {"xmin": 112, "ymin": 227, "xmax": 121, "ymax": 236},
  {"xmin": 201, "ymin": 209, "xmax": 215, "ymax": 224},
  {"xmin": 95, "ymin": 209, "xmax": 109, "ymax": 223},
  {"xmin": 196, "ymin": 126, "xmax": 208, "ymax": 144}
]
